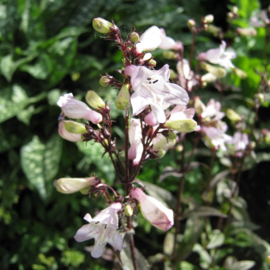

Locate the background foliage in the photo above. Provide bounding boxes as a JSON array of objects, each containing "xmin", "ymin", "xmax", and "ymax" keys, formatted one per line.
[{"xmin": 0, "ymin": 0, "xmax": 269, "ymax": 269}]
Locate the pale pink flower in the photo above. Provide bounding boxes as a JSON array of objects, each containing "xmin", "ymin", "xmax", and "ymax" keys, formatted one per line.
[
  {"xmin": 230, "ymin": 131, "xmax": 249, "ymax": 157},
  {"xmin": 125, "ymin": 64, "xmax": 189, "ymax": 123},
  {"xmin": 202, "ymin": 125, "xmax": 232, "ymax": 151},
  {"xmin": 200, "ymin": 99, "xmax": 224, "ymax": 120},
  {"xmin": 130, "ymin": 188, "xmax": 174, "ymax": 231},
  {"xmin": 128, "ymin": 119, "xmax": 144, "ymax": 166},
  {"xmin": 57, "ymin": 93, "xmax": 102, "ymax": 124},
  {"xmin": 176, "ymin": 59, "xmax": 198, "ymax": 91},
  {"xmin": 74, "ymin": 203, "xmax": 123, "ymax": 258},
  {"xmin": 159, "ymin": 29, "xmax": 183, "ymax": 51},
  {"xmin": 197, "ymin": 41, "xmax": 236, "ymax": 69}
]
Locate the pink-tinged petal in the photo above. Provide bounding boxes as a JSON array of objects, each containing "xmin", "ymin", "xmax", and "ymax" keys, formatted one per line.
[
  {"xmin": 130, "ymin": 188, "xmax": 174, "ymax": 231},
  {"xmin": 145, "ymin": 111, "xmax": 158, "ymax": 126},
  {"xmin": 108, "ymin": 230, "xmax": 124, "ymax": 251},
  {"xmin": 151, "ymin": 104, "xmax": 167, "ymax": 123},
  {"xmin": 155, "ymin": 64, "xmax": 170, "ymax": 81},
  {"xmin": 136, "ymin": 26, "xmax": 163, "ymax": 52},
  {"xmin": 91, "ymin": 241, "xmax": 107, "ymax": 258},
  {"xmin": 128, "ymin": 145, "xmax": 137, "ymax": 160},
  {"xmin": 159, "ymin": 36, "xmax": 176, "ymax": 50},
  {"xmin": 84, "ymin": 213, "xmax": 93, "ymax": 223},
  {"xmin": 163, "ymin": 83, "xmax": 189, "ymax": 106},
  {"xmin": 58, "ymin": 121, "xmax": 82, "ymax": 142},
  {"xmin": 131, "ymin": 92, "xmax": 151, "ymax": 116},
  {"xmin": 74, "ymin": 223, "xmax": 98, "ymax": 242},
  {"xmin": 93, "ymin": 202, "xmax": 121, "ymax": 228},
  {"xmin": 124, "ymin": 65, "xmax": 138, "ymax": 78}
]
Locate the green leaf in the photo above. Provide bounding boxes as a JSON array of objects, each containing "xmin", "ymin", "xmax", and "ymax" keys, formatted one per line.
[
  {"xmin": 0, "ymin": 85, "xmax": 29, "ymax": 123},
  {"xmin": 224, "ymin": 260, "xmax": 255, "ymax": 270},
  {"xmin": 206, "ymin": 229, "xmax": 225, "ymax": 249},
  {"xmin": 20, "ymin": 134, "xmax": 62, "ymax": 200},
  {"xmin": 76, "ymin": 141, "xmax": 115, "ymax": 182},
  {"xmin": 0, "ymin": 54, "xmax": 37, "ymax": 82},
  {"xmin": 193, "ymin": 243, "xmax": 212, "ymax": 269},
  {"xmin": 182, "ymin": 206, "xmax": 227, "ymax": 219}
]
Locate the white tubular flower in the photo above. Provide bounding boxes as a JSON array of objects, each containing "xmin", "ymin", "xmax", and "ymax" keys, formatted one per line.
[
  {"xmin": 230, "ymin": 132, "xmax": 249, "ymax": 157},
  {"xmin": 57, "ymin": 93, "xmax": 102, "ymax": 124},
  {"xmin": 74, "ymin": 203, "xmax": 123, "ymax": 258},
  {"xmin": 130, "ymin": 188, "xmax": 174, "ymax": 231},
  {"xmin": 197, "ymin": 41, "xmax": 236, "ymax": 69},
  {"xmin": 136, "ymin": 26, "xmax": 164, "ymax": 53},
  {"xmin": 125, "ymin": 64, "xmax": 189, "ymax": 124},
  {"xmin": 128, "ymin": 118, "xmax": 143, "ymax": 166},
  {"xmin": 55, "ymin": 177, "xmax": 99, "ymax": 194}
]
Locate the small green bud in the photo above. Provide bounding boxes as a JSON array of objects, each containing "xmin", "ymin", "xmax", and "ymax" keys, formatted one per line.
[
  {"xmin": 155, "ymin": 150, "xmax": 166, "ymax": 158},
  {"xmin": 206, "ymin": 25, "xmax": 222, "ymax": 37},
  {"xmin": 124, "ymin": 204, "xmax": 133, "ymax": 217},
  {"xmin": 64, "ymin": 120, "xmax": 86, "ymax": 134},
  {"xmin": 170, "ymin": 69, "xmax": 178, "ymax": 80},
  {"xmin": 92, "ymin": 17, "xmax": 115, "ymax": 34},
  {"xmin": 233, "ymin": 68, "xmax": 247, "ymax": 79},
  {"xmin": 201, "ymin": 62, "xmax": 226, "ymax": 78},
  {"xmin": 257, "ymin": 93, "xmax": 264, "ymax": 103},
  {"xmin": 187, "ymin": 19, "xmax": 196, "ymax": 28},
  {"xmin": 99, "ymin": 76, "xmax": 112, "ymax": 87},
  {"xmin": 165, "ymin": 119, "xmax": 197, "ymax": 133},
  {"xmin": 130, "ymin": 32, "xmax": 140, "ymax": 43},
  {"xmin": 148, "ymin": 59, "xmax": 156, "ymax": 67},
  {"xmin": 204, "ymin": 14, "xmax": 214, "ymax": 24},
  {"xmin": 163, "ymin": 51, "xmax": 176, "ymax": 60},
  {"xmin": 86, "ymin": 91, "xmax": 105, "ymax": 110},
  {"xmin": 250, "ymin": 141, "xmax": 256, "ymax": 149},
  {"xmin": 237, "ymin": 27, "xmax": 257, "ymax": 37},
  {"xmin": 194, "ymin": 96, "xmax": 206, "ymax": 114},
  {"xmin": 226, "ymin": 109, "xmax": 242, "ymax": 122},
  {"xmin": 115, "ymin": 84, "xmax": 130, "ymax": 110}
]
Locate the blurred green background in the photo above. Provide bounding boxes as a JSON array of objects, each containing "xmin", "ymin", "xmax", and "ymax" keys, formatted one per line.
[{"xmin": 0, "ymin": 0, "xmax": 270, "ymax": 269}]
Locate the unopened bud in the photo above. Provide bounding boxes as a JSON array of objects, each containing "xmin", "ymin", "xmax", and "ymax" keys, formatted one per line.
[
  {"xmin": 92, "ymin": 17, "xmax": 115, "ymax": 34},
  {"xmin": 233, "ymin": 68, "xmax": 247, "ymax": 79},
  {"xmin": 204, "ymin": 14, "xmax": 214, "ymax": 24},
  {"xmin": 124, "ymin": 204, "xmax": 133, "ymax": 216},
  {"xmin": 226, "ymin": 109, "xmax": 242, "ymax": 122},
  {"xmin": 201, "ymin": 73, "xmax": 217, "ymax": 83},
  {"xmin": 130, "ymin": 32, "xmax": 140, "ymax": 43},
  {"xmin": 143, "ymin": 53, "xmax": 152, "ymax": 61},
  {"xmin": 162, "ymin": 51, "xmax": 176, "ymax": 60},
  {"xmin": 227, "ymin": 12, "xmax": 234, "ymax": 20},
  {"xmin": 155, "ymin": 150, "xmax": 166, "ymax": 158},
  {"xmin": 257, "ymin": 93, "xmax": 264, "ymax": 103},
  {"xmin": 207, "ymin": 25, "xmax": 222, "ymax": 37},
  {"xmin": 232, "ymin": 6, "xmax": 238, "ymax": 14},
  {"xmin": 55, "ymin": 177, "xmax": 99, "ymax": 194},
  {"xmin": 170, "ymin": 69, "xmax": 177, "ymax": 80},
  {"xmin": 64, "ymin": 120, "xmax": 86, "ymax": 134},
  {"xmin": 194, "ymin": 96, "xmax": 206, "ymax": 115},
  {"xmin": 115, "ymin": 84, "xmax": 130, "ymax": 110},
  {"xmin": 165, "ymin": 119, "xmax": 197, "ymax": 133},
  {"xmin": 250, "ymin": 141, "xmax": 256, "ymax": 149},
  {"xmin": 237, "ymin": 27, "xmax": 257, "ymax": 37},
  {"xmin": 187, "ymin": 19, "xmax": 196, "ymax": 28},
  {"xmin": 148, "ymin": 59, "xmax": 156, "ymax": 67},
  {"xmin": 86, "ymin": 91, "xmax": 105, "ymax": 110},
  {"xmin": 201, "ymin": 62, "xmax": 226, "ymax": 78},
  {"xmin": 99, "ymin": 76, "xmax": 113, "ymax": 87}
]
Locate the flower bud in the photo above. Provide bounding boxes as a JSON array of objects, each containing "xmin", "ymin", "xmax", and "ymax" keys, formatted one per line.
[
  {"xmin": 58, "ymin": 121, "xmax": 82, "ymax": 142},
  {"xmin": 187, "ymin": 19, "xmax": 196, "ymax": 28},
  {"xmin": 57, "ymin": 93, "xmax": 102, "ymax": 124},
  {"xmin": 55, "ymin": 177, "xmax": 99, "ymax": 194},
  {"xmin": 162, "ymin": 51, "xmax": 176, "ymax": 60},
  {"xmin": 201, "ymin": 73, "xmax": 217, "ymax": 83},
  {"xmin": 92, "ymin": 18, "xmax": 114, "ymax": 34},
  {"xmin": 237, "ymin": 27, "xmax": 257, "ymax": 37},
  {"xmin": 170, "ymin": 69, "xmax": 177, "ymax": 80},
  {"xmin": 155, "ymin": 150, "xmax": 166, "ymax": 158},
  {"xmin": 130, "ymin": 188, "xmax": 174, "ymax": 231},
  {"xmin": 130, "ymin": 32, "xmax": 140, "ymax": 43},
  {"xmin": 233, "ymin": 68, "xmax": 247, "ymax": 79},
  {"xmin": 86, "ymin": 91, "xmax": 105, "ymax": 110},
  {"xmin": 99, "ymin": 76, "xmax": 112, "ymax": 87},
  {"xmin": 204, "ymin": 14, "xmax": 214, "ymax": 24},
  {"xmin": 165, "ymin": 119, "xmax": 197, "ymax": 133},
  {"xmin": 206, "ymin": 25, "xmax": 222, "ymax": 37},
  {"xmin": 194, "ymin": 96, "xmax": 206, "ymax": 115},
  {"xmin": 143, "ymin": 53, "xmax": 152, "ymax": 61},
  {"xmin": 148, "ymin": 59, "xmax": 156, "ymax": 67},
  {"xmin": 115, "ymin": 84, "xmax": 130, "ymax": 110},
  {"xmin": 124, "ymin": 204, "xmax": 133, "ymax": 217},
  {"xmin": 226, "ymin": 109, "xmax": 242, "ymax": 122},
  {"xmin": 64, "ymin": 120, "xmax": 86, "ymax": 134},
  {"xmin": 200, "ymin": 62, "xmax": 226, "ymax": 78},
  {"xmin": 257, "ymin": 93, "xmax": 264, "ymax": 103}
]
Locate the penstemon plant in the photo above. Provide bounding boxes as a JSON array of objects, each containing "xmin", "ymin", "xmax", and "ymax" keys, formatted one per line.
[{"xmin": 54, "ymin": 9, "xmax": 270, "ymax": 269}]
